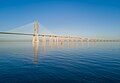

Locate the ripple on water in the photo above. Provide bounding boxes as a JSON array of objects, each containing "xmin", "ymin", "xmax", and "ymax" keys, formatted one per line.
[{"xmin": 0, "ymin": 42, "xmax": 120, "ymax": 83}]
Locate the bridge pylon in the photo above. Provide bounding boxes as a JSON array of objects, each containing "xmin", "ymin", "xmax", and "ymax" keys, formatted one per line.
[{"xmin": 32, "ymin": 21, "xmax": 39, "ymax": 43}]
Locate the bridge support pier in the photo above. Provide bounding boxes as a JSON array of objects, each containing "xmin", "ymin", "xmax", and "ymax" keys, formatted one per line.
[
  {"xmin": 76, "ymin": 37, "xmax": 79, "ymax": 42},
  {"xmin": 66, "ymin": 37, "xmax": 69, "ymax": 42},
  {"xmin": 32, "ymin": 35, "xmax": 39, "ymax": 43},
  {"xmin": 49, "ymin": 36, "xmax": 53, "ymax": 42},
  {"xmin": 42, "ymin": 36, "xmax": 46, "ymax": 43},
  {"xmin": 71, "ymin": 37, "xmax": 74, "ymax": 42}
]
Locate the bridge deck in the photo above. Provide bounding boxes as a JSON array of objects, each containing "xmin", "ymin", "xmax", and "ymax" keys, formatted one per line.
[{"xmin": 0, "ymin": 32, "xmax": 120, "ymax": 42}]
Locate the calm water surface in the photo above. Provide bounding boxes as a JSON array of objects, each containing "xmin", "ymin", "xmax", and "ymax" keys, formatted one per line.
[{"xmin": 0, "ymin": 42, "xmax": 120, "ymax": 83}]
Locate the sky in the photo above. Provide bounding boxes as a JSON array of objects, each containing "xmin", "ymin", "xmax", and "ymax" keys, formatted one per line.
[{"xmin": 0, "ymin": 0, "xmax": 120, "ymax": 39}]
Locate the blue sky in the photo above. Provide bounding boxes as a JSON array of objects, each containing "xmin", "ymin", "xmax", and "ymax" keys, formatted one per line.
[{"xmin": 0, "ymin": 0, "xmax": 120, "ymax": 39}]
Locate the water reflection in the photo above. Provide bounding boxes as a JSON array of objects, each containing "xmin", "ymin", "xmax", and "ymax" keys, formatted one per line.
[
  {"xmin": 32, "ymin": 42, "xmax": 39, "ymax": 64},
  {"xmin": 32, "ymin": 40, "xmax": 89, "ymax": 64},
  {"xmin": 31, "ymin": 41, "xmax": 119, "ymax": 64},
  {"xmin": 0, "ymin": 42, "xmax": 120, "ymax": 83}
]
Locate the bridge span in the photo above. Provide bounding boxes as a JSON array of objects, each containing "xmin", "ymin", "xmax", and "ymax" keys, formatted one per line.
[{"xmin": 0, "ymin": 21, "xmax": 120, "ymax": 42}]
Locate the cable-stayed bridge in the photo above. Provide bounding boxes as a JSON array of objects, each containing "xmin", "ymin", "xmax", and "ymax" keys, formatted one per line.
[{"xmin": 0, "ymin": 21, "xmax": 119, "ymax": 42}]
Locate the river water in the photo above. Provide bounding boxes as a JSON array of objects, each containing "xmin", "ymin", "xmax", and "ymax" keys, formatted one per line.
[{"xmin": 0, "ymin": 42, "xmax": 120, "ymax": 83}]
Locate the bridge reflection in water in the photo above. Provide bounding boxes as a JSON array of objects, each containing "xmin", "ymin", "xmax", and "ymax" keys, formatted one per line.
[
  {"xmin": 32, "ymin": 42, "xmax": 39, "ymax": 64},
  {"xmin": 32, "ymin": 40, "xmax": 105, "ymax": 64},
  {"xmin": 0, "ymin": 39, "xmax": 119, "ymax": 83},
  {"xmin": 31, "ymin": 40, "xmax": 99, "ymax": 64}
]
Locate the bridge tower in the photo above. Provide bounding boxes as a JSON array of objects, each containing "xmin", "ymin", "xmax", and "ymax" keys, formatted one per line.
[{"xmin": 32, "ymin": 21, "xmax": 39, "ymax": 43}]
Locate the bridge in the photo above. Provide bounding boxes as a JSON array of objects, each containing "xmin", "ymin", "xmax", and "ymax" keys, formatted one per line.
[{"xmin": 0, "ymin": 21, "xmax": 120, "ymax": 43}]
